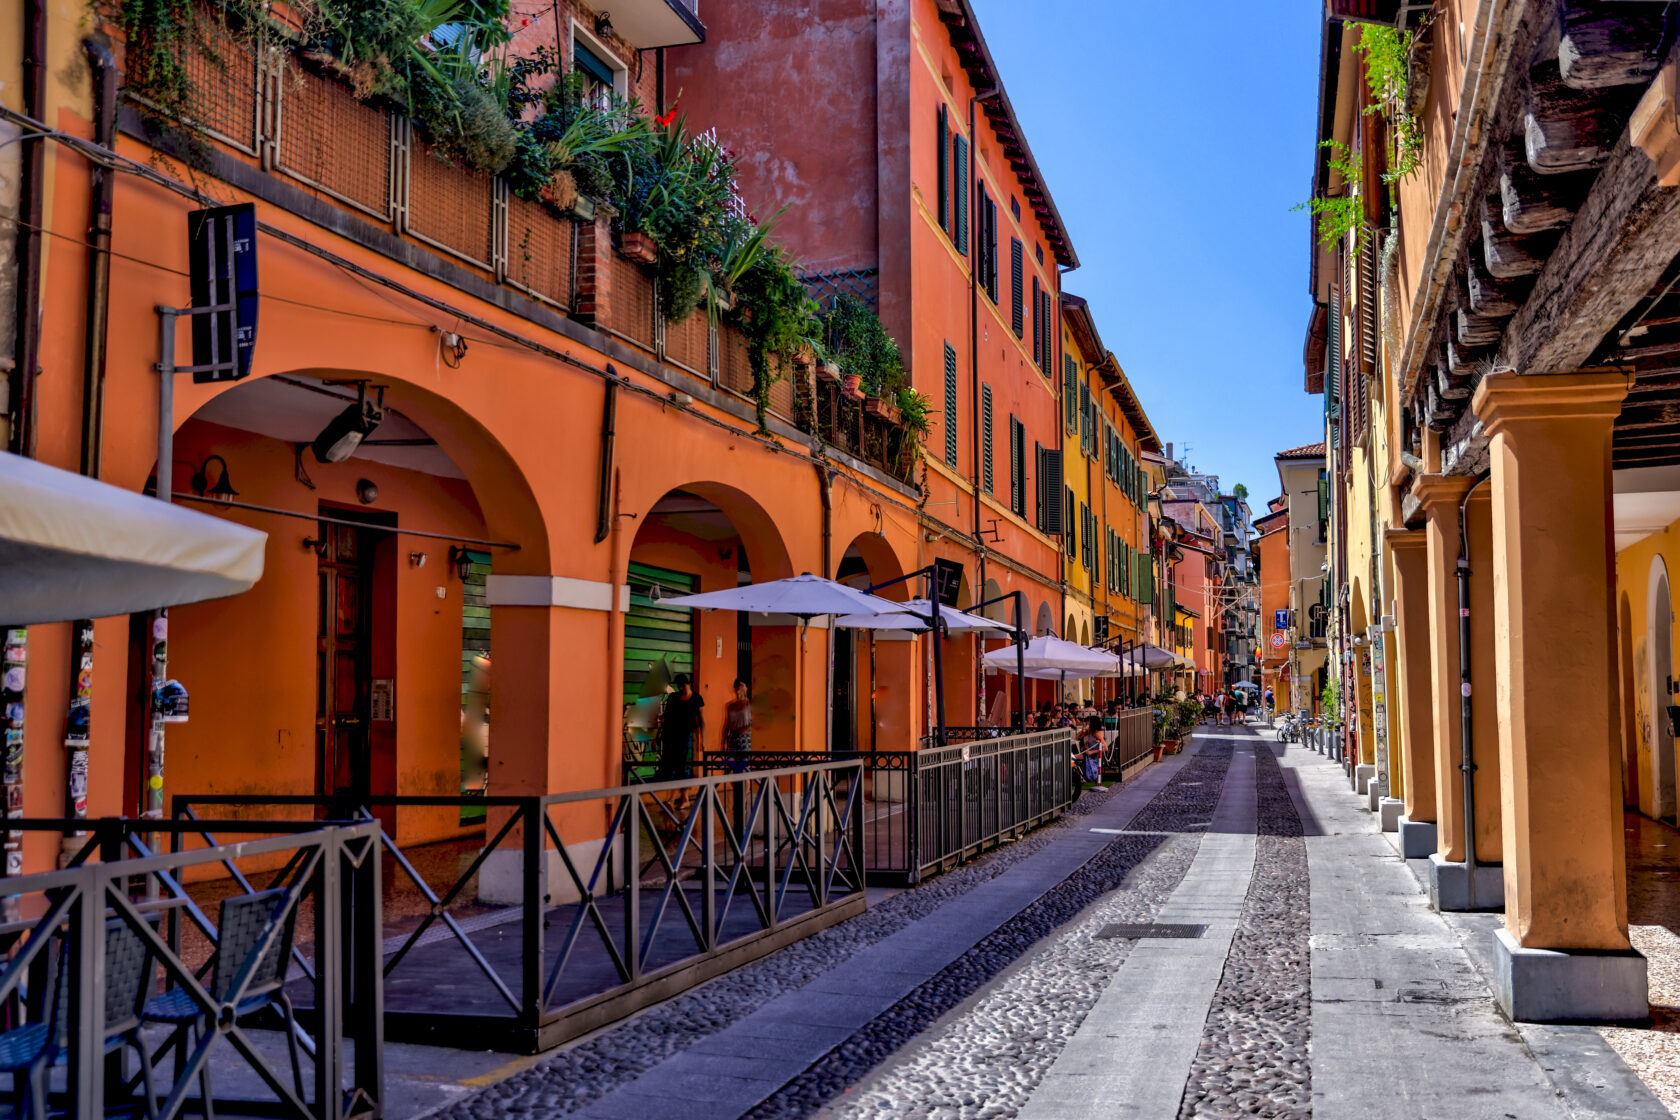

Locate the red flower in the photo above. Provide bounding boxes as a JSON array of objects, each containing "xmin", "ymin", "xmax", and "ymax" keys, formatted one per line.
[{"xmin": 654, "ymin": 107, "xmax": 679, "ymax": 129}]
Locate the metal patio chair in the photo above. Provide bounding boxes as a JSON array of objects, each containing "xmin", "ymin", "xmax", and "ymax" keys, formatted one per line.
[
  {"xmin": 142, "ymin": 888, "xmax": 303, "ymax": 1119},
  {"xmin": 0, "ymin": 934, "xmax": 68, "ymax": 1120}
]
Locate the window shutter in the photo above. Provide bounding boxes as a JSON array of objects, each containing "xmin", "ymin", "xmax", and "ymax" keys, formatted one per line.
[
  {"xmin": 936, "ymin": 105, "xmax": 949, "ymax": 234},
  {"xmin": 1139, "ymin": 553, "xmax": 1154, "ymax": 605},
  {"xmin": 953, "ymin": 135, "xmax": 969, "ymax": 255},
  {"xmin": 1064, "ymin": 487, "xmax": 1075, "ymax": 555},
  {"xmin": 981, "ymin": 196, "xmax": 994, "ymax": 302},
  {"xmin": 1016, "ymin": 423, "xmax": 1029, "ymax": 517},
  {"xmin": 943, "ymin": 342, "xmax": 958, "ymax": 467},
  {"xmin": 1079, "ymin": 383, "xmax": 1091, "ymax": 455},
  {"xmin": 1063, "ymin": 356, "xmax": 1077, "ymax": 430},
  {"xmin": 1038, "ymin": 449, "xmax": 1064, "ymax": 534},
  {"xmin": 1008, "ymin": 414, "xmax": 1022, "ymax": 514},
  {"xmin": 1031, "ymin": 277, "xmax": 1041, "ymax": 363},
  {"xmin": 1040, "ymin": 290, "xmax": 1055, "ymax": 376},
  {"xmin": 981, "ymin": 383, "xmax": 994, "ymax": 494},
  {"xmin": 1010, "ymin": 239, "xmax": 1024, "ymax": 337}
]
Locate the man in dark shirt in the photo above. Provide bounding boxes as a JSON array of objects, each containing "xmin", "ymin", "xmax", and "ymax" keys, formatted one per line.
[{"xmin": 656, "ymin": 674, "xmax": 704, "ymax": 782}]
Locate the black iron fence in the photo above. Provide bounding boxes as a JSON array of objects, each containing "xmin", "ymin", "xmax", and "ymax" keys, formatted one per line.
[
  {"xmin": 1109, "ymin": 708, "xmax": 1155, "ymax": 773},
  {"xmin": 0, "ymin": 816, "xmax": 382, "ymax": 1119},
  {"xmin": 176, "ymin": 758, "xmax": 865, "ymax": 1054},
  {"xmin": 702, "ymin": 728, "xmax": 1076, "ymax": 884}
]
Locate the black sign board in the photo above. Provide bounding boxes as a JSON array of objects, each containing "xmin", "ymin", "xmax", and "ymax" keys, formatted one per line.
[
  {"xmin": 933, "ymin": 558, "xmax": 964, "ymax": 608},
  {"xmin": 1093, "ymin": 616, "xmax": 1110, "ymax": 646},
  {"xmin": 188, "ymin": 203, "xmax": 258, "ymax": 383}
]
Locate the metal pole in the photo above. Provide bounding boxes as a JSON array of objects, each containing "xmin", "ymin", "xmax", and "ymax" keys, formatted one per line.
[
  {"xmin": 1457, "ymin": 476, "xmax": 1489, "ymax": 908},
  {"xmin": 147, "ymin": 308, "xmax": 177, "ymax": 823},
  {"xmin": 1014, "ymin": 591, "xmax": 1025, "ymax": 731}
]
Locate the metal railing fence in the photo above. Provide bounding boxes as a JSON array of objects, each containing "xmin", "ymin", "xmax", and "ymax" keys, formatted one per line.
[
  {"xmin": 175, "ymin": 758, "xmax": 865, "ymax": 1053},
  {"xmin": 0, "ymin": 817, "xmax": 382, "ymax": 1119}
]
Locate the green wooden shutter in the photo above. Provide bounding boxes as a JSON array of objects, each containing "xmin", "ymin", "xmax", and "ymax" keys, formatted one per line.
[
  {"xmin": 954, "ymin": 135, "xmax": 969, "ymax": 254},
  {"xmin": 1064, "ymin": 487, "xmax": 1076, "ymax": 557},
  {"xmin": 981, "ymin": 383, "xmax": 994, "ymax": 493},
  {"xmin": 1008, "ymin": 414, "xmax": 1021, "ymax": 514},
  {"xmin": 1010, "ymin": 239, "xmax": 1024, "ymax": 337},
  {"xmin": 944, "ymin": 342, "xmax": 958, "ymax": 467},
  {"xmin": 1031, "ymin": 277, "xmax": 1041, "ymax": 363}
]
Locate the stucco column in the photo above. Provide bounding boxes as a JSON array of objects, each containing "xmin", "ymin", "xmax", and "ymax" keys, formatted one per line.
[
  {"xmin": 1414, "ymin": 473, "xmax": 1472, "ymax": 851},
  {"xmin": 1387, "ymin": 527, "xmax": 1437, "ymax": 856},
  {"xmin": 1474, "ymin": 370, "xmax": 1644, "ymax": 1022}
]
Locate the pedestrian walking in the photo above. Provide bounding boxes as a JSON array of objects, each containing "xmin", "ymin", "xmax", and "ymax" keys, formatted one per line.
[
  {"xmin": 721, "ymin": 678, "xmax": 753, "ymax": 771},
  {"xmin": 1213, "ymin": 690, "xmax": 1227, "ymax": 726},
  {"xmin": 656, "ymin": 673, "xmax": 704, "ymax": 782},
  {"xmin": 1078, "ymin": 716, "xmax": 1106, "ymax": 789}
]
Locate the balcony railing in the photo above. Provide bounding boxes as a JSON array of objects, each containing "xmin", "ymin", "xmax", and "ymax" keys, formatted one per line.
[{"xmin": 128, "ymin": 16, "xmax": 919, "ymax": 487}]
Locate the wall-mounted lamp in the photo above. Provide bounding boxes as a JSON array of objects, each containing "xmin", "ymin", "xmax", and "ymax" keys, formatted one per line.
[
  {"xmin": 190, "ymin": 455, "xmax": 238, "ymax": 500},
  {"xmin": 447, "ymin": 546, "xmax": 474, "ymax": 581},
  {"xmin": 302, "ymin": 537, "xmax": 326, "ymax": 557},
  {"xmin": 356, "ymin": 478, "xmax": 380, "ymax": 505},
  {"xmin": 312, "ymin": 384, "xmax": 384, "ymax": 464},
  {"xmin": 668, "ymin": 391, "xmax": 692, "ymax": 407}
]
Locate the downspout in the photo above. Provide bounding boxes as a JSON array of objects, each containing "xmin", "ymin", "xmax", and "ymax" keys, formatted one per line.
[
  {"xmin": 969, "ymin": 89, "xmax": 998, "ymax": 724},
  {"xmin": 593, "ymin": 379, "xmax": 618, "ymax": 543},
  {"xmin": 8, "ymin": 0, "xmax": 47, "ymax": 455},
  {"xmin": 1457, "ymin": 474, "xmax": 1490, "ymax": 907},
  {"xmin": 81, "ymin": 40, "xmax": 118, "ymax": 479},
  {"xmin": 817, "ymin": 462, "xmax": 834, "ymax": 752}
]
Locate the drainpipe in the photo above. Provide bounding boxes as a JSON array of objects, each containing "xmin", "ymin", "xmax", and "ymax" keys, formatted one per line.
[
  {"xmin": 969, "ymin": 89, "xmax": 998, "ymax": 725},
  {"xmin": 1457, "ymin": 474, "xmax": 1490, "ymax": 907},
  {"xmin": 8, "ymin": 0, "xmax": 47, "ymax": 455},
  {"xmin": 81, "ymin": 40, "xmax": 118, "ymax": 479},
  {"xmin": 593, "ymin": 379, "xmax": 618, "ymax": 543},
  {"xmin": 817, "ymin": 462, "xmax": 833, "ymax": 753}
]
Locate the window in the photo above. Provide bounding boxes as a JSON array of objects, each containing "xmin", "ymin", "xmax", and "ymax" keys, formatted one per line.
[
  {"xmin": 1079, "ymin": 383, "xmax": 1092, "ymax": 457},
  {"xmin": 573, "ymin": 36, "xmax": 621, "ymax": 107},
  {"xmin": 1063, "ymin": 356, "xmax": 1078, "ymax": 432},
  {"xmin": 1080, "ymin": 503, "xmax": 1093, "ymax": 572},
  {"xmin": 944, "ymin": 342, "xmax": 958, "ymax": 467},
  {"xmin": 1036, "ymin": 243, "xmax": 1045, "ymax": 266},
  {"xmin": 1038, "ymin": 447, "xmax": 1063, "ymax": 534},
  {"xmin": 1008, "ymin": 415, "xmax": 1024, "ymax": 516},
  {"xmin": 1011, "ymin": 195, "xmax": 1021, "ymax": 221},
  {"xmin": 1010, "ymin": 239, "xmax": 1024, "ymax": 338},
  {"xmin": 1038, "ymin": 290, "xmax": 1054, "ymax": 376},
  {"xmin": 976, "ymin": 184, "xmax": 998, "ymax": 301},
  {"xmin": 1013, "ymin": 421, "xmax": 1028, "ymax": 518},
  {"xmin": 953, "ymin": 135, "xmax": 969, "ymax": 255},
  {"xmin": 981, "ymin": 384, "xmax": 994, "ymax": 494},
  {"xmin": 936, "ymin": 104, "xmax": 949, "ymax": 235},
  {"xmin": 1031, "ymin": 277, "xmax": 1041, "ymax": 364},
  {"xmin": 1064, "ymin": 487, "xmax": 1076, "ymax": 557}
]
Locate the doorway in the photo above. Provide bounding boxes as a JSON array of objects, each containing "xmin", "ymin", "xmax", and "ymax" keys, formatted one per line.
[{"xmin": 315, "ymin": 511, "xmax": 394, "ymax": 804}]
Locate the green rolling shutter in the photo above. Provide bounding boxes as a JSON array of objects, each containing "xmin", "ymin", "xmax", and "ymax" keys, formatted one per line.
[
  {"xmin": 623, "ymin": 563, "xmax": 696, "ymax": 706},
  {"xmin": 944, "ymin": 342, "xmax": 959, "ymax": 467},
  {"xmin": 954, "ymin": 135, "xmax": 969, "ymax": 254}
]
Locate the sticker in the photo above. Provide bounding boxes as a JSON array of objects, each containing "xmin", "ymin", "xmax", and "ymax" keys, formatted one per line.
[
  {"xmin": 148, "ymin": 775, "xmax": 163, "ymax": 790},
  {"xmin": 2, "ymin": 669, "xmax": 22, "ymax": 693}
]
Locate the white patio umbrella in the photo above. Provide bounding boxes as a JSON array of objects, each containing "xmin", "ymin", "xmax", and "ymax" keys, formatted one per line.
[
  {"xmin": 831, "ymin": 598, "xmax": 1019, "ymax": 634},
  {"xmin": 657, "ymin": 573, "xmax": 917, "ymax": 754},
  {"xmin": 0, "ymin": 451, "xmax": 267, "ymax": 624},
  {"xmin": 982, "ymin": 634, "xmax": 1119, "ymax": 676},
  {"xmin": 1231, "ymin": 680, "xmax": 1259, "ymax": 690}
]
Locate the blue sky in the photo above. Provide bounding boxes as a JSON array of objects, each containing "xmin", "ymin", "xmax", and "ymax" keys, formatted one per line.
[{"xmin": 970, "ymin": 0, "xmax": 1326, "ymax": 503}]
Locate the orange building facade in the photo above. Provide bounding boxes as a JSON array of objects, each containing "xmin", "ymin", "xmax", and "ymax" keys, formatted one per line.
[{"xmin": 0, "ymin": 0, "xmax": 1133, "ymax": 873}]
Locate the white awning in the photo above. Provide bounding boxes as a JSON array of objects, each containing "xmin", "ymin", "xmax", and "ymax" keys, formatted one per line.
[{"xmin": 0, "ymin": 452, "xmax": 267, "ymax": 624}]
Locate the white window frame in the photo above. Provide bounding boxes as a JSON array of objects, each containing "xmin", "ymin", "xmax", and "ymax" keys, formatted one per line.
[{"xmin": 568, "ymin": 19, "xmax": 630, "ymax": 98}]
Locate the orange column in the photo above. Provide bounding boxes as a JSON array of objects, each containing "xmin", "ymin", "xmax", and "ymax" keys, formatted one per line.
[
  {"xmin": 1474, "ymin": 371, "xmax": 1644, "ymax": 1021},
  {"xmin": 1387, "ymin": 527, "xmax": 1437, "ymax": 857}
]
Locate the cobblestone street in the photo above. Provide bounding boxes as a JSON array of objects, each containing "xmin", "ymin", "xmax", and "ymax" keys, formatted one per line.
[{"xmin": 416, "ymin": 727, "xmax": 1675, "ymax": 1120}]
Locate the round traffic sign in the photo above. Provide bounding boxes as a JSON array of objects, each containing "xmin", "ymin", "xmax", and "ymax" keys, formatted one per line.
[{"xmin": 1270, "ymin": 632, "xmax": 1286, "ymax": 649}]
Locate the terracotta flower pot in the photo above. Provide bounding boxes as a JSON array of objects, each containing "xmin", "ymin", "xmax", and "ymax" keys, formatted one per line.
[
  {"xmin": 816, "ymin": 360, "xmax": 841, "ymax": 384},
  {"xmin": 620, "ymin": 231, "xmax": 658, "ymax": 264},
  {"xmin": 842, "ymin": 373, "xmax": 866, "ymax": 401},
  {"xmin": 540, "ymin": 170, "xmax": 580, "ymax": 215},
  {"xmin": 1151, "ymin": 745, "xmax": 1165, "ymax": 762},
  {"xmin": 864, "ymin": 395, "xmax": 890, "ymax": 419}
]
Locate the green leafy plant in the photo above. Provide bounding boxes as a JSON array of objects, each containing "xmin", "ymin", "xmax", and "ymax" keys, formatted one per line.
[
  {"xmin": 1321, "ymin": 676, "xmax": 1341, "ymax": 720},
  {"xmin": 1296, "ymin": 140, "xmax": 1367, "ymax": 255},
  {"xmin": 729, "ymin": 245, "xmax": 821, "ymax": 432},
  {"xmin": 1357, "ymin": 23, "xmax": 1424, "ymax": 184},
  {"xmin": 823, "ymin": 294, "xmax": 905, "ymax": 398}
]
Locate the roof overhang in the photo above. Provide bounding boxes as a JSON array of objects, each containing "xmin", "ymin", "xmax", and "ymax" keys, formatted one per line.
[{"xmin": 934, "ymin": 0, "xmax": 1078, "ymax": 268}]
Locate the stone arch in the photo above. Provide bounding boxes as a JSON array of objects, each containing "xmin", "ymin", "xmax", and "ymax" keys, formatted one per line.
[
  {"xmin": 158, "ymin": 369, "xmax": 555, "ymax": 840},
  {"xmin": 1037, "ymin": 602, "xmax": 1054, "ymax": 637},
  {"xmin": 1349, "ymin": 579, "xmax": 1374, "ymax": 769},
  {"xmin": 1649, "ymin": 556, "xmax": 1675, "ymax": 820},
  {"xmin": 835, "ymin": 532, "xmax": 914, "ymax": 751}
]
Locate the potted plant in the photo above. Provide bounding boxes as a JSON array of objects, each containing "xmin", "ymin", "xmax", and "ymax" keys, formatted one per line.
[
  {"xmin": 620, "ymin": 230, "xmax": 658, "ymax": 264},
  {"xmin": 817, "ymin": 358, "xmax": 841, "ymax": 384},
  {"xmin": 842, "ymin": 371, "xmax": 866, "ymax": 401},
  {"xmin": 863, "ymin": 392, "xmax": 891, "ymax": 420}
]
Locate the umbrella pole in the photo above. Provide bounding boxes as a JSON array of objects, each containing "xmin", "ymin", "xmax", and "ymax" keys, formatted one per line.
[{"xmin": 929, "ymin": 589, "xmax": 947, "ymax": 749}]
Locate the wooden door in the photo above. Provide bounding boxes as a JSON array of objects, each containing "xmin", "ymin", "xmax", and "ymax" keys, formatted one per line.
[{"xmin": 317, "ymin": 521, "xmax": 375, "ymax": 803}]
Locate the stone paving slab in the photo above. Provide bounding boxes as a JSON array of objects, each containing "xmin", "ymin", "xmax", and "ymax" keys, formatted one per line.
[
  {"xmin": 1016, "ymin": 737, "xmax": 1257, "ymax": 1120},
  {"xmin": 1277, "ymin": 744, "xmax": 1643, "ymax": 1120},
  {"xmin": 569, "ymin": 750, "xmax": 1199, "ymax": 1120}
]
